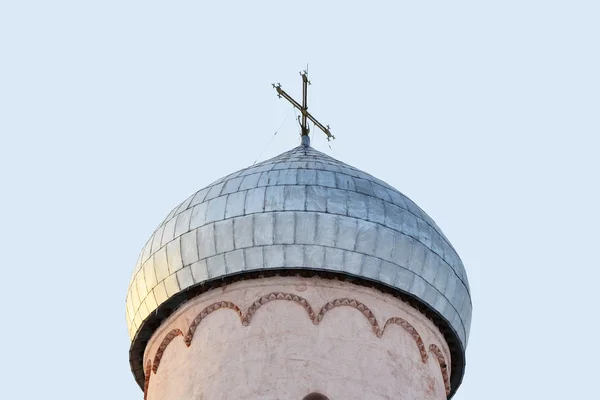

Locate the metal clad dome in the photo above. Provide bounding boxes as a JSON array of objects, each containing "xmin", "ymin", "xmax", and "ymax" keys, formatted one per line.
[{"xmin": 126, "ymin": 145, "xmax": 472, "ymax": 392}]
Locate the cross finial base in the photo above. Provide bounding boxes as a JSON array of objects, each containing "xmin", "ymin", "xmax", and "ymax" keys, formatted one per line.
[{"xmin": 301, "ymin": 135, "xmax": 311, "ymax": 148}]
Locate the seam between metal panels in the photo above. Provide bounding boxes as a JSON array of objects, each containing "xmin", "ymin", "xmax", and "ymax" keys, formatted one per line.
[
  {"xmin": 129, "ymin": 221, "xmax": 469, "ymax": 310},
  {"xmin": 252, "ymin": 148, "xmax": 362, "ymax": 173},
  {"xmin": 255, "ymin": 159, "xmax": 361, "ymax": 179},
  {"xmin": 129, "ymin": 242, "xmax": 468, "ymax": 340},
  {"xmin": 148, "ymin": 180, "xmax": 462, "ymax": 277},
  {"xmin": 129, "ymin": 221, "xmax": 470, "ymax": 317},
  {"xmin": 154, "ymin": 148, "xmax": 396, "ymax": 217},
  {"xmin": 131, "ymin": 206, "xmax": 470, "ymax": 299},
  {"xmin": 163, "ymin": 166, "xmax": 399, "ymax": 221}
]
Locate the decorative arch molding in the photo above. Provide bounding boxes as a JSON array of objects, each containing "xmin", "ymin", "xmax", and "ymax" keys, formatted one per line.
[
  {"xmin": 143, "ymin": 360, "xmax": 151, "ymax": 400},
  {"xmin": 429, "ymin": 344, "xmax": 451, "ymax": 396},
  {"xmin": 379, "ymin": 317, "xmax": 428, "ymax": 362},
  {"xmin": 184, "ymin": 301, "xmax": 243, "ymax": 346},
  {"xmin": 315, "ymin": 298, "xmax": 379, "ymax": 334},
  {"xmin": 244, "ymin": 292, "xmax": 315, "ymax": 325},
  {"xmin": 152, "ymin": 328, "xmax": 183, "ymax": 373},
  {"xmin": 143, "ymin": 293, "xmax": 452, "ymax": 399}
]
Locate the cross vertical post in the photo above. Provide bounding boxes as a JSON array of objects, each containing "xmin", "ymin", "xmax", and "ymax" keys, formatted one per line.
[{"xmin": 301, "ymin": 71, "xmax": 309, "ymax": 136}]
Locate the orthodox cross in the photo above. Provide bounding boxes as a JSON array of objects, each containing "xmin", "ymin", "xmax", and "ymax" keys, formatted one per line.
[{"xmin": 272, "ymin": 70, "xmax": 335, "ymax": 141}]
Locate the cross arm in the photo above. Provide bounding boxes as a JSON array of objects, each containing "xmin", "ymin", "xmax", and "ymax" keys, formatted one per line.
[
  {"xmin": 272, "ymin": 84, "xmax": 302, "ymax": 111},
  {"xmin": 305, "ymin": 111, "xmax": 335, "ymax": 141}
]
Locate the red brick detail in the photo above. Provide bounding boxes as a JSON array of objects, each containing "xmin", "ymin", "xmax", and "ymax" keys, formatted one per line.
[
  {"xmin": 243, "ymin": 292, "xmax": 315, "ymax": 326},
  {"xmin": 147, "ymin": 295, "xmax": 450, "ymax": 396},
  {"xmin": 429, "ymin": 344, "xmax": 451, "ymax": 396},
  {"xmin": 184, "ymin": 301, "xmax": 243, "ymax": 346},
  {"xmin": 379, "ymin": 317, "xmax": 428, "ymax": 362},
  {"xmin": 143, "ymin": 360, "xmax": 152, "ymax": 400},
  {"xmin": 152, "ymin": 328, "xmax": 183, "ymax": 374},
  {"xmin": 315, "ymin": 298, "xmax": 379, "ymax": 334}
]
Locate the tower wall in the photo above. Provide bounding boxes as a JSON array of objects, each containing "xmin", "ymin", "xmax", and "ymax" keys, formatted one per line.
[{"xmin": 143, "ymin": 276, "xmax": 452, "ymax": 400}]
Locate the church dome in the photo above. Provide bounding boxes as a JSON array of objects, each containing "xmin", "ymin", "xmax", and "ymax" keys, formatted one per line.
[{"xmin": 126, "ymin": 144, "xmax": 472, "ymax": 391}]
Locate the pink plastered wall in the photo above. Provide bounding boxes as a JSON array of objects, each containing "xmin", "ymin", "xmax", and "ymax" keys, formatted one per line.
[{"xmin": 143, "ymin": 276, "xmax": 452, "ymax": 400}]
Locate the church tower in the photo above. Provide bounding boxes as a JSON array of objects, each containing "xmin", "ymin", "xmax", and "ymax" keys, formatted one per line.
[{"xmin": 126, "ymin": 72, "xmax": 472, "ymax": 400}]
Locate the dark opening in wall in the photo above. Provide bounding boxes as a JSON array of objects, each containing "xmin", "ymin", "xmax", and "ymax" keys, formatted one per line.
[{"xmin": 302, "ymin": 393, "xmax": 330, "ymax": 400}]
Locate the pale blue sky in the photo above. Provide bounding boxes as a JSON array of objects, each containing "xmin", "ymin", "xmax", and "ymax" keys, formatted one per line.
[{"xmin": 1, "ymin": 1, "xmax": 598, "ymax": 399}]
